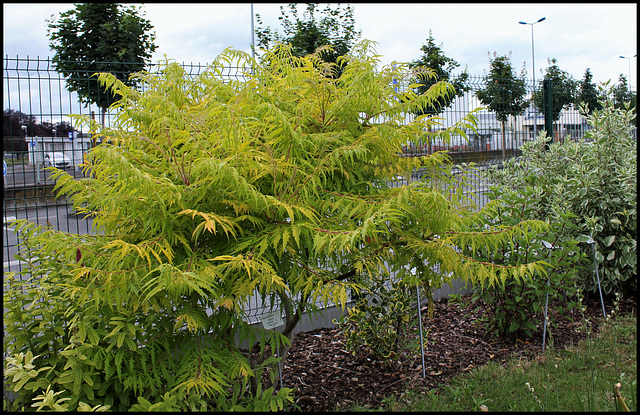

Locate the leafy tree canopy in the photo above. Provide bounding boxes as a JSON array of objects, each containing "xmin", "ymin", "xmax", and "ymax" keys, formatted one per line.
[
  {"xmin": 475, "ymin": 52, "xmax": 529, "ymax": 157},
  {"xmin": 46, "ymin": 3, "xmax": 158, "ymax": 124},
  {"xmin": 612, "ymin": 74, "xmax": 637, "ymax": 125},
  {"xmin": 3, "ymin": 109, "xmax": 74, "ymax": 138},
  {"xmin": 3, "ymin": 110, "xmax": 35, "ymax": 137},
  {"xmin": 532, "ymin": 58, "xmax": 578, "ymax": 122},
  {"xmin": 409, "ymin": 30, "xmax": 471, "ymax": 116},
  {"xmin": 476, "ymin": 52, "xmax": 528, "ymax": 122},
  {"xmin": 255, "ymin": 3, "xmax": 361, "ymax": 75},
  {"xmin": 577, "ymin": 68, "xmax": 603, "ymax": 115},
  {"xmin": 612, "ymin": 74, "xmax": 634, "ymax": 106}
]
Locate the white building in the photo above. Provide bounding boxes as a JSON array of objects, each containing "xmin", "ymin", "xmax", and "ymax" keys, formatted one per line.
[
  {"xmin": 427, "ymin": 106, "xmax": 592, "ymax": 154},
  {"xmin": 431, "ymin": 110, "xmax": 525, "ymax": 152},
  {"xmin": 521, "ymin": 107, "xmax": 592, "ymax": 142}
]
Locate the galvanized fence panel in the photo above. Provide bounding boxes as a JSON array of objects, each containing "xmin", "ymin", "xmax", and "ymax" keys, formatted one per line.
[{"xmin": 3, "ymin": 57, "xmax": 242, "ymax": 267}]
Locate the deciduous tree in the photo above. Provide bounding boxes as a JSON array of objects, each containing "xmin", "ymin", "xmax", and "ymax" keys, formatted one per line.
[
  {"xmin": 475, "ymin": 52, "xmax": 529, "ymax": 157},
  {"xmin": 3, "ymin": 110, "xmax": 75, "ymax": 138},
  {"xmin": 532, "ymin": 58, "xmax": 577, "ymax": 124},
  {"xmin": 409, "ymin": 30, "xmax": 471, "ymax": 117},
  {"xmin": 612, "ymin": 74, "xmax": 637, "ymax": 125},
  {"xmin": 3, "ymin": 109, "xmax": 35, "ymax": 137},
  {"xmin": 46, "ymin": 3, "xmax": 157, "ymax": 129},
  {"xmin": 577, "ymin": 68, "xmax": 603, "ymax": 115},
  {"xmin": 255, "ymin": 3, "xmax": 360, "ymax": 77}
]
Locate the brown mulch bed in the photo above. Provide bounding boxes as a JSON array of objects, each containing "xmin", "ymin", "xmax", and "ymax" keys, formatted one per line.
[{"xmin": 280, "ymin": 293, "xmax": 637, "ymax": 411}]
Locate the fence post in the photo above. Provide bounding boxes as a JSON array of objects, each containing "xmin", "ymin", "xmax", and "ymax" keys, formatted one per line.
[{"xmin": 543, "ymin": 79, "xmax": 553, "ymax": 151}]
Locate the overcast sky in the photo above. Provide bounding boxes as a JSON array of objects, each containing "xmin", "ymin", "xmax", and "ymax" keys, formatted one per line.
[{"xmin": 3, "ymin": 3, "xmax": 637, "ymax": 88}]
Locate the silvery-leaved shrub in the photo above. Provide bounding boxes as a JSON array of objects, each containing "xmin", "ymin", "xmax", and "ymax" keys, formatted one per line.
[{"xmin": 485, "ymin": 84, "xmax": 636, "ymax": 296}]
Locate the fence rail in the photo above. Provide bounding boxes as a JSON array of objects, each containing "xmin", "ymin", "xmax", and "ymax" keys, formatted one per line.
[{"xmin": 3, "ymin": 55, "xmax": 634, "ymax": 322}]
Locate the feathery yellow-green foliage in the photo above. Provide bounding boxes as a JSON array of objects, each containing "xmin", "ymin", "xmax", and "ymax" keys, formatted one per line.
[{"xmin": 5, "ymin": 40, "xmax": 550, "ymax": 411}]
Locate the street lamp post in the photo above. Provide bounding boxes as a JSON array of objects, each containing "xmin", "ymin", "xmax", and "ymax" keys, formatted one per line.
[
  {"xmin": 619, "ymin": 54, "xmax": 637, "ymax": 89},
  {"xmin": 519, "ymin": 17, "xmax": 546, "ymax": 138},
  {"xmin": 250, "ymin": 3, "xmax": 256, "ymax": 60}
]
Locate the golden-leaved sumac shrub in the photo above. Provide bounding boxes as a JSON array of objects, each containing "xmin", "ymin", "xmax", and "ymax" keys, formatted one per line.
[{"xmin": 5, "ymin": 40, "xmax": 551, "ymax": 411}]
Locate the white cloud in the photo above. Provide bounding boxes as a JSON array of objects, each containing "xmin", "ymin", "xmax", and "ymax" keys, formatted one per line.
[{"xmin": 2, "ymin": 3, "xmax": 637, "ymax": 87}]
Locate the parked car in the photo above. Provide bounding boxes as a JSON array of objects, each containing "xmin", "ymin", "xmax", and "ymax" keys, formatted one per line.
[{"xmin": 44, "ymin": 152, "xmax": 71, "ymax": 168}]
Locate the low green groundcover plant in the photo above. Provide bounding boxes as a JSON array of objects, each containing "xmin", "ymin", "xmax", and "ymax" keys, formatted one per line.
[{"xmin": 336, "ymin": 269, "xmax": 425, "ymax": 370}]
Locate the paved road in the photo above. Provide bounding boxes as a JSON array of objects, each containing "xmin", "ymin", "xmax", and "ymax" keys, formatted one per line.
[
  {"xmin": 3, "ymin": 204, "xmax": 95, "ymax": 273},
  {"xmin": 4, "ymin": 164, "xmax": 85, "ymax": 187},
  {"xmin": 4, "ymin": 161, "xmax": 92, "ymax": 273}
]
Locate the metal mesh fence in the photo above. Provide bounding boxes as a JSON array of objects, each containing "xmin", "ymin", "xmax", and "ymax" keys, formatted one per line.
[
  {"xmin": 3, "ymin": 56, "xmax": 634, "ymax": 323},
  {"xmin": 2, "ymin": 57, "xmax": 245, "ymax": 264}
]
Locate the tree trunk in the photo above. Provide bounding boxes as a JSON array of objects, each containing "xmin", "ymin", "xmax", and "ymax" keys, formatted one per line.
[
  {"xmin": 246, "ymin": 263, "xmax": 354, "ymax": 397},
  {"xmin": 247, "ymin": 289, "xmax": 307, "ymax": 397}
]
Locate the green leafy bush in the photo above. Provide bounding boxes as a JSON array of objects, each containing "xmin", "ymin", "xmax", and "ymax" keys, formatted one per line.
[
  {"xmin": 4, "ymin": 265, "xmax": 279, "ymax": 412},
  {"xmin": 336, "ymin": 273, "xmax": 423, "ymax": 370},
  {"xmin": 463, "ymin": 186, "xmax": 586, "ymax": 339},
  {"xmin": 485, "ymin": 87, "xmax": 636, "ymax": 296}
]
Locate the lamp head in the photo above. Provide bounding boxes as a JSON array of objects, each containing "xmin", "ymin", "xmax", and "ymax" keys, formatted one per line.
[
  {"xmin": 518, "ymin": 21, "xmax": 527, "ymax": 25},
  {"xmin": 537, "ymin": 17, "xmax": 546, "ymax": 22}
]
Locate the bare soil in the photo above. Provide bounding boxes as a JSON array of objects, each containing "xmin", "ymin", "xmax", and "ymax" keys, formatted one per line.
[{"xmin": 280, "ymin": 293, "xmax": 637, "ymax": 411}]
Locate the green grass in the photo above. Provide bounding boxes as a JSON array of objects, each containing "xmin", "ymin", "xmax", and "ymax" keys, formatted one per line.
[{"xmin": 347, "ymin": 313, "xmax": 637, "ymax": 412}]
